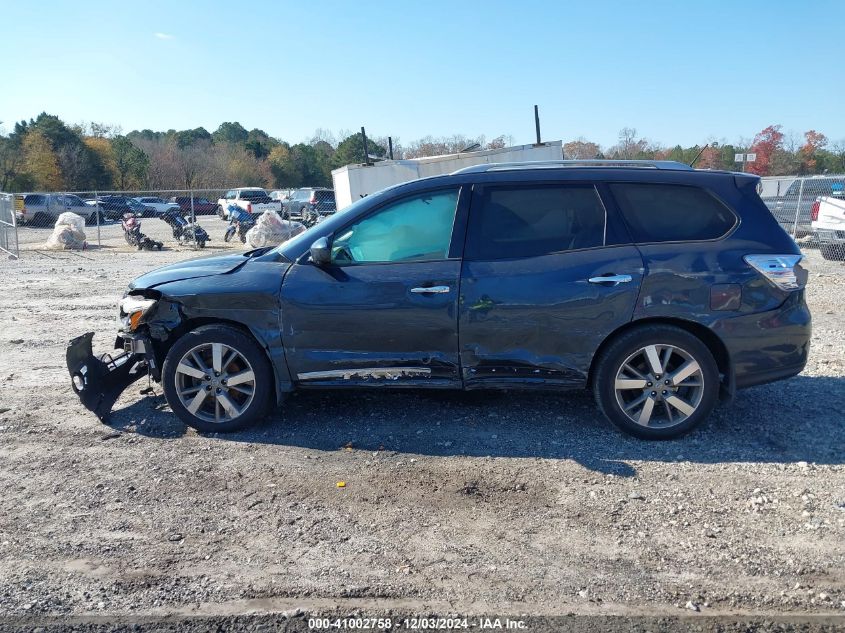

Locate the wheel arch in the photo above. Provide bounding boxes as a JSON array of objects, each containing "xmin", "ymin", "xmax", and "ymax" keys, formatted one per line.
[
  {"xmin": 150, "ymin": 316, "xmax": 289, "ymax": 405},
  {"xmin": 588, "ymin": 317, "xmax": 733, "ymax": 397}
]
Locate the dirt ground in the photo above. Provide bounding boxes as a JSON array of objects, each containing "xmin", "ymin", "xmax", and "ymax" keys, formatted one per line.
[{"xmin": 1, "ymin": 220, "xmax": 844, "ymax": 630}]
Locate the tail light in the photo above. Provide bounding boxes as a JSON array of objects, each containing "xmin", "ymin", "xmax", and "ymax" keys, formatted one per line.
[
  {"xmin": 744, "ymin": 254, "xmax": 806, "ymax": 291},
  {"xmin": 811, "ymin": 200, "xmax": 820, "ymax": 221},
  {"xmin": 246, "ymin": 202, "xmax": 253, "ymax": 214}
]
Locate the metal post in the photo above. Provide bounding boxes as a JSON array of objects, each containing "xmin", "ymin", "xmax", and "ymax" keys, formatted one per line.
[
  {"xmin": 94, "ymin": 190, "xmax": 101, "ymax": 247},
  {"xmin": 791, "ymin": 178, "xmax": 804, "ymax": 238},
  {"xmin": 190, "ymin": 190, "xmax": 197, "ymax": 248},
  {"xmin": 534, "ymin": 105, "xmax": 541, "ymax": 145},
  {"xmin": 388, "ymin": 137, "xmax": 394, "ymax": 161},
  {"xmin": 361, "ymin": 127, "xmax": 370, "ymax": 165}
]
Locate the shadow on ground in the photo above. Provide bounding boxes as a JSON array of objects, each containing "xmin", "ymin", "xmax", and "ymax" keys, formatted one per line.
[{"xmin": 107, "ymin": 374, "xmax": 845, "ymax": 476}]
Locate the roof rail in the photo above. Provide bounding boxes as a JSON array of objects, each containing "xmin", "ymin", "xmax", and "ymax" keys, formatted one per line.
[{"xmin": 452, "ymin": 159, "xmax": 694, "ymax": 175}]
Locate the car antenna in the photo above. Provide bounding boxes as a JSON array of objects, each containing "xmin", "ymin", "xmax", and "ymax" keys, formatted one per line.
[{"xmin": 689, "ymin": 143, "xmax": 709, "ymax": 168}]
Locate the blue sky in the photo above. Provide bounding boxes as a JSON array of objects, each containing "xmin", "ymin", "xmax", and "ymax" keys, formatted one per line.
[{"xmin": 1, "ymin": 0, "xmax": 843, "ymax": 149}]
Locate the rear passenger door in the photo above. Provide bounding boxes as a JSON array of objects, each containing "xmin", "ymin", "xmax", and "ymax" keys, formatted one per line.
[{"xmin": 458, "ymin": 183, "xmax": 644, "ymax": 388}]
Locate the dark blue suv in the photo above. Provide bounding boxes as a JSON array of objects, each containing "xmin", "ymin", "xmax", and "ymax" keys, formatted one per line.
[{"xmin": 67, "ymin": 160, "xmax": 811, "ymax": 439}]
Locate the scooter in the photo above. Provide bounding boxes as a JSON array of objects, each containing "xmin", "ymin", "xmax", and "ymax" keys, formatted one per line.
[
  {"xmin": 160, "ymin": 207, "xmax": 209, "ymax": 248},
  {"xmin": 223, "ymin": 204, "xmax": 255, "ymax": 244},
  {"xmin": 121, "ymin": 213, "xmax": 163, "ymax": 251}
]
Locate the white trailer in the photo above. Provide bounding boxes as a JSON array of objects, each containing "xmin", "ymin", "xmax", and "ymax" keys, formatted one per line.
[{"xmin": 331, "ymin": 141, "xmax": 563, "ymax": 210}]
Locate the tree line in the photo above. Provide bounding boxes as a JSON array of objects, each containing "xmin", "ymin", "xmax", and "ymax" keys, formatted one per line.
[{"xmin": 1, "ymin": 113, "xmax": 843, "ymax": 193}]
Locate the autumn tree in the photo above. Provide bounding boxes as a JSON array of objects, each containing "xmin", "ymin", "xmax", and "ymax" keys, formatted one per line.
[
  {"xmin": 564, "ymin": 138, "xmax": 601, "ymax": 159},
  {"xmin": 22, "ymin": 130, "xmax": 63, "ymax": 190},
  {"xmin": 111, "ymin": 136, "xmax": 149, "ymax": 189},
  {"xmin": 798, "ymin": 130, "xmax": 827, "ymax": 174},
  {"xmin": 746, "ymin": 125, "xmax": 784, "ymax": 176}
]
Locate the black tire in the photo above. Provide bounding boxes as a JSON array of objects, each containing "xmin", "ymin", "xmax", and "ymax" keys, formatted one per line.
[
  {"xmin": 217, "ymin": 205, "xmax": 226, "ymax": 219},
  {"xmin": 198, "ymin": 240, "xmax": 206, "ymax": 248},
  {"xmin": 32, "ymin": 212, "xmax": 51, "ymax": 228},
  {"xmin": 162, "ymin": 325, "xmax": 273, "ymax": 433},
  {"xmin": 820, "ymin": 243, "xmax": 845, "ymax": 261},
  {"xmin": 223, "ymin": 229, "xmax": 232, "ymax": 243},
  {"xmin": 592, "ymin": 324, "xmax": 719, "ymax": 440}
]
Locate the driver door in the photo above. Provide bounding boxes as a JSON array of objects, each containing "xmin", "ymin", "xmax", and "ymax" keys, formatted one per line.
[{"xmin": 280, "ymin": 187, "xmax": 468, "ymax": 388}]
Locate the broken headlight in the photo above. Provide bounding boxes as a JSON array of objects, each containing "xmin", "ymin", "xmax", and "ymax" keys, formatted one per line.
[{"xmin": 119, "ymin": 295, "xmax": 157, "ymax": 331}]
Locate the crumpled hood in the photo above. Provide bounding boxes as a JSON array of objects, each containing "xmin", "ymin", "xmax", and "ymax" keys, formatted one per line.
[{"xmin": 129, "ymin": 253, "xmax": 248, "ymax": 289}]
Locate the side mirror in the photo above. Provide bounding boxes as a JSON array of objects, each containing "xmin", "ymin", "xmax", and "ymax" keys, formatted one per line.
[{"xmin": 310, "ymin": 237, "xmax": 331, "ymax": 266}]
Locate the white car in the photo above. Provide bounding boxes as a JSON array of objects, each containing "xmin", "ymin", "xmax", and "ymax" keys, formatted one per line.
[
  {"xmin": 812, "ymin": 195, "xmax": 845, "ymax": 261},
  {"xmin": 217, "ymin": 188, "xmax": 281, "ymax": 219},
  {"xmin": 133, "ymin": 196, "xmax": 181, "ymax": 217}
]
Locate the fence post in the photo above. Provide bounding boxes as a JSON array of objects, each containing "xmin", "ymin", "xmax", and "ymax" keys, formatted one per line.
[
  {"xmin": 94, "ymin": 190, "xmax": 101, "ymax": 247},
  {"xmin": 791, "ymin": 178, "xmax": 804, "ymax": 238},
  {"xmin": 190, "ymin": 190, "xmax": 197, "ymax": 248}
]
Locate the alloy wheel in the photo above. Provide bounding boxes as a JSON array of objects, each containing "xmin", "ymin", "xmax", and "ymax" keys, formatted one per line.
[
  {"xmin": 174, "ymin": 342, "xmax": 256, "ymax": 424},
  {"xmin": 613, "ymin": 344, "xmax": 705, "ymax": 428}
]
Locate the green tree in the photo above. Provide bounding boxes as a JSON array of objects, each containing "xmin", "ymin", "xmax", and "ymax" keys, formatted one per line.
[
  {"xmin": 111, "ymin": 136, "xmax": 149, "ymax": 189},
  {"xmin": 212, "ymin": 122, "xmax": 249, "ymax": 145},
  {"xmin": 334, "ymin": 132, "xmax": 386, "ymax": 168}
]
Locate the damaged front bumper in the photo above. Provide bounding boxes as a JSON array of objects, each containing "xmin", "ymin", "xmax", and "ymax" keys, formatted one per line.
[{"xmin": 66, "ymin": 332, "xmax": 149, "ymax": 422}]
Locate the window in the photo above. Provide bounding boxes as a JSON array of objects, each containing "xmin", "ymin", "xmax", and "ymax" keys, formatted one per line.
[
  {"xmin": 331, "ymin": 189, "xmax": 459, "ymax": 264},
  {"xmin": 24, "ymin": 194, "xmax": 46, "ymax": 206},
  {"xmin": 609, "ymin": 183, "xmax": 736, "ymax": 243},
  {"xmin": 465, "ymin": 185, "xmax": 605, "ymax": 260},
  {"xmin": 225, "ymin": 191, "xmax": 236, "ymax": 200}
]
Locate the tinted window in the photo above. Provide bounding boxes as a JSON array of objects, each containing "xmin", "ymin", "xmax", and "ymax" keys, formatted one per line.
[
  {"xmin": 610, "ymin": 183, "xmax": 736, "ymax": 243},
  {"xmin": 465, "ymin": 185, "xmax": 605, "ymax": 260},
  {"xmin": 331, "ymin": 189, "xmax": 459, "ymax": 264},
  {"xmin": 315, "ymin": 191, "xmax": 335, "ymax": 204},
  {"xmin": 24, "ymin": 194, "xmax": 46, "ymax": 205},
  {"xmin": 240, "ymin": 190, "xmax": 269, "ymax": 201}
]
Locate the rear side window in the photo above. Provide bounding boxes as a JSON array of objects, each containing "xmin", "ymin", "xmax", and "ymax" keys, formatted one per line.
[
  {"xmin": 465, "ymin": 185, "xmax": 605, "ymax": 260},
  {"xmin": 24, "ymin": 194, "xmax": 46, "ymax": 205},
  {"xmin": 315, "ymin": 191, "xmax": 335, "ymax": 204},
  {"xmin": 609, "ymin": 183, "xmax": 736, "ymax": 243}
]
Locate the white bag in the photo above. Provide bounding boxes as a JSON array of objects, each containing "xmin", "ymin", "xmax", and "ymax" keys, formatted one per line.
[
  {"xmin": 45, "ymin": 212, "xmax": 87, "ymax": 250},
  {"xmin": 245, "ymin": 211, "xmax": 306, "ymax": 248}
]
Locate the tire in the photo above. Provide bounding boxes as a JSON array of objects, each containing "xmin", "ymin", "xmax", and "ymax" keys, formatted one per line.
[
  {"xmin": 217, "ymin": 205, "xmax": 226, "ymax": 219},
  {"xmin": 592, "ymin": 324, "xmax": 719, "ymax": 440},
  {"xmin": 32, "ymin": 212, "xmax": 51, "ymax": 228},
  {"xmin": 198, "ymin": 240, "xmax": 206, "ymax": 249},
  {"xmin": 162, "ymin": 325, "xmax": 273, "ymax": 433},
  {"xmin": 820, "ymin": 243, "xmax": 845, "ymax": 261},
  {"xmin": 223, "ymin": 229, "xmax": 232, "ymax": 243}
]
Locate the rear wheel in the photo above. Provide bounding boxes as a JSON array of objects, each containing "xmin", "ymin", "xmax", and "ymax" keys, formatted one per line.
[
  {"xmin": 32, "ymin": 212, "xmax": 51, "ymax": 227},
  {"xmin": 592, "ymin": 325, "xmax": 719, "ymax": 439},
  {"xmin": 162, "ymin": 325, "xmax": 273, "ymax": 433},
  {"xmin": 217, "ymin": 205, "xmax": 226, "ymax": 219},
  {"xmin": 820, "ymin": 243, "xmax": 845, "ymax": 261}
]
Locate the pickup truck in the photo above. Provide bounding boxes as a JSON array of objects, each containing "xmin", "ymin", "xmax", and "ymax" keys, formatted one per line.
[
  {"xmin": 762, "ymin": 176, "xmax": 845, "ymax": 237},
  {"xmin": 17, "ymin": 193, "xmax": 98, "ymax": 226},
  {"xmin": 216, "ymin": 188, "xmax": 281, "ymax": 219},
  {"xmin": 812, "ymin": 194, "xmax": 845, "ymax": 260}
]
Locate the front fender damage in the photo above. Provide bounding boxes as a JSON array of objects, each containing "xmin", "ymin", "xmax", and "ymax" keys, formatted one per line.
[{"xmin": 66, "ymin": 332, "xmax": 147, "ymax": 423}]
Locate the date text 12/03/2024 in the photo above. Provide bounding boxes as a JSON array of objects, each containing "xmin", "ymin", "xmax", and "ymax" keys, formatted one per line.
[{"xmin": 307, "ymin": 617, "xmax": 528, "ymax": 630}]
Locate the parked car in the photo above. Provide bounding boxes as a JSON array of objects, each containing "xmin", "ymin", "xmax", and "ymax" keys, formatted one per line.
[
  {"xmin": 216, "ymin": 188, "xmax": 280, "ymax": 219},
  {"xmin": 270, "ymin": 189, "xmax": 294, "ymax": 202},
  {"xmin": 17, "ymin": 193, "xmax": 98, "ymax": 226},
  {"xmin": 67, "ymin": 160, "xmax": 810, "ymax": 440},
  {"xmin": 133, "ymin": 196, "xmax": 180, "ymax": 217},
  {"xmin": 170, "ymin": 196, "xmax": 218, "ymax": 215},
  {"xmin": 811, "ymin": 194, "xmax": 845, "ymax": 260},
  {"xmin": 88, "ymin": 196, "xmax": 149, "ymax": 220},
  {"xmin": 762, "ymin": 176, "xmax": 845, "ymax": 237},
  {"xmin": 282, "ymin": 187, "xmax": 336, "ymax": 223}
]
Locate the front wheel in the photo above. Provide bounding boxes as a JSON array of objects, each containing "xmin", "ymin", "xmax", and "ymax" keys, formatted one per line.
[
  {"xmin": 162, "ymin": 325, "xmax": 273, "ymax": 433},
  {"xmin": 592, "ymin": 325, "xmax": 719, "ymax": 440},
  {"xmin": 217, "ymin": 205, "xmax": 226, "ymax": 219}
]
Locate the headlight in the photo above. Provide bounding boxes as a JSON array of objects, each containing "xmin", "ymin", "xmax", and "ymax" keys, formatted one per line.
[{"xmin": 119, "ymin": 296, "xmax": 157, "ymax": 331}]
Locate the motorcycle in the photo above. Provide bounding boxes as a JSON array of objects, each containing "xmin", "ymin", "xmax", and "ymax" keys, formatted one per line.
[
  {"xmin": 223, "ymin": 204, "xmax": 256, "ymax": 244},
  {"xmin": 160, "ymin": 207, "xmax": 209, "ymax": 248},
  {"xmin": 121, "ymin": 213, "xmax": 162, "ymax": 251}
]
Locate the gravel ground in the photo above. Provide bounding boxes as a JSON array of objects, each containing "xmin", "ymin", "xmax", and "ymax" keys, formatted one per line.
[{"xmin": 0, "ymin": 230, "xmax": 844, "ymax": 631}]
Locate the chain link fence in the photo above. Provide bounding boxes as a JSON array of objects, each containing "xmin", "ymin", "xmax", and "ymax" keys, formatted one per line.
[
  {"xmin": 0, "ymin": 192, "xmax": 19, "ymax": 258},
  {"xmin": 760, "ymin": 174, "xmax": 845, "ymax": 261}
]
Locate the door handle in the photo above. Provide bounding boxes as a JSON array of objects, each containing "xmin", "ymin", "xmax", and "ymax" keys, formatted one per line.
[
  {"xmin": 587, "ymin": 274, "xmax": 633, "ymax": 285},
  {"xmin": 410, "ymin": 285, "xmax": 450, "ymax": 294}
]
